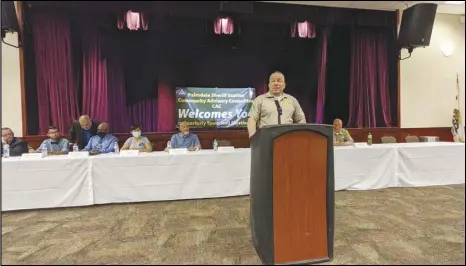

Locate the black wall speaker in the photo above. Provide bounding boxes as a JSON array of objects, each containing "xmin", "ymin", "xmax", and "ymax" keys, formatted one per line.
[
  {"xmin": 398, "ymin": 3, "xmax": 437, "ymax": 48},
  {"xmin": 220, "ymin": 1, "xmax": 253, "ymax": 14},
  {"xmin": 1, "ymin": 1, "xmax": 19, "ymax": 33}
]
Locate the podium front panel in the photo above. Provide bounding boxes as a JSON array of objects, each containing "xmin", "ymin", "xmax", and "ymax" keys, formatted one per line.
[
  {"xmin": 250, "ymin": 124, "xmax": 334, "ymax": 265},
  {"xmin": 273, "ymin": 131, "xmax": 328, "ymax": 264}
]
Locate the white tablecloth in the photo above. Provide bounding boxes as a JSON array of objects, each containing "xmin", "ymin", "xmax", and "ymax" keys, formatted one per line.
[
  {"xmin": 395, "ymin": 142, "xmax": 465, "ymax": 187},
  {"xmin": 2, "ymin": 143, "xmax": 464, "ymax": 211},
  {"xmin": 334, "ymin": 145, "xmax": 397, "ymax": 191},
  {"xmin": 90, "ymin": 150, "xmax": 251, "ymax": 204},
  {"xmin": 1, "ymin": 156, "xmax": 93, "ymax": 211}
]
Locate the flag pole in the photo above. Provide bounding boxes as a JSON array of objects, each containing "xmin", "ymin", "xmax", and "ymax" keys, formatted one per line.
[
  {"xmin": 456, "ymin": 73, "xmax": 465, "ymax": 143},
  {"xmin": 457, "ymin": 73, "xmax": 460, "ymax": 111}
]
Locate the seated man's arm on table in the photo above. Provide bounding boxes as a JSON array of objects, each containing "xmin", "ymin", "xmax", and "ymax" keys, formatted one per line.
[
  {"xmin": 100, "ymin": 137, "xmax": 118, "ymax": 153},
  {"xmin": 292, "ymin": 98, "xmax": 306, "ymax": 124},
  {"xmin": 190, "ymin": 135, "xmax": 201, "ymax": 151},
  {"xmin": 35, "ymin": 140, "xmax": 47, "ymax": 152},
  {"xmin": 50, "ymin": 139, "xmax": 69, "ymax": 155},
  {"xmin": 83, "ymin": 137, "xmax": 93, "ymax": 151},
  {"xmin": 344, "ymin": 130, "xmax": 354, "ymax": 145}
]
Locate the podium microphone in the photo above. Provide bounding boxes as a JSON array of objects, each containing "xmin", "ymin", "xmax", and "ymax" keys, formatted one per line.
[{"xmin": 274, "ymin": 99, "xmax": 282, "ymax": 125}]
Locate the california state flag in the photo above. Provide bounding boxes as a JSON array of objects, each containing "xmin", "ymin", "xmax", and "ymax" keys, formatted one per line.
[{"xmin": 452, "ymin": 73, "xmax": 465, "ymax": 143}]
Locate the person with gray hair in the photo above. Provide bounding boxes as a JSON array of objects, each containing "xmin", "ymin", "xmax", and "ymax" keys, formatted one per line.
[
  {"xmin": 168, "ymin": 121, "xmax": 201, "ymax": 151},
  {"xmin": 68, "ymin": 115, "xmax": 101, "ymax": 150},
  {"xmin": 333, "ymin": 119, "xmax": 354, "ymax": 146},
  {"xmin": 1, "ymin": 127, "xmax": 29, "ymax": 157}
]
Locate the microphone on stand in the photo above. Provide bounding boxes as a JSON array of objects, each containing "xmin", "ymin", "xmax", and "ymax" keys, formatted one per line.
[{"xmin": 274, "ymin": 99, "xmax": 282, "ymax": 125}]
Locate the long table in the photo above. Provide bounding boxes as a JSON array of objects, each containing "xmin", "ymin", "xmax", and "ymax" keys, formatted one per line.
[{"xmin": 2, "ymin": 143, "xmax": 464, "ymax": 211}]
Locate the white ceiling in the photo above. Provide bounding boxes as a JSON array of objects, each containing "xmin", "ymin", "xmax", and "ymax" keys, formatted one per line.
[{"xmin": 262, "ymin": 1, "xmax": 465, "ymax": 15}]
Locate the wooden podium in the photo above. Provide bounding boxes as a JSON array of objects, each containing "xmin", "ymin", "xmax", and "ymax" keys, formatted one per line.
[{"xmin": 249, "ymin": 124, "xmax": 335, "ymax": 265}]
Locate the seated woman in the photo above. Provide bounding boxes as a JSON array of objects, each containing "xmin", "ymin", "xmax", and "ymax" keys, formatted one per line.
[{"xmin": 121, "ymin": 125, "xmax": 152, "ymax": 152}]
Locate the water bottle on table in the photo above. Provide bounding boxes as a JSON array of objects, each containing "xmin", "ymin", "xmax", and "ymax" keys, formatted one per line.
[
  {"xmin": 73, "ymin": 143, "xmax": 79, "ymax": 152},
  {"xmin": 40, "ymin": 143, "xmax": 48, "ymax": 157},
  {"xmin": 114, "ymin": 142, "xmax": 120, "ymax": 154},
  {"xmin": 3, "ymin": 144, "xmax": 10, "ymax": 158},
  {"xmin": 166, "ymin": 141, "xmax": 171, "ymax": 151},
  {"xmin": 367, "ymin": 133, "xmax": 373, "ymax": 146}
]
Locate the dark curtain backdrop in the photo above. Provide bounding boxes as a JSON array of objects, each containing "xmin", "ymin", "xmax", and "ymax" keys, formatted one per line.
[
  {"xmin": 29, "ymin": 9, "xmax": 80, "ymax": 135},
  {"xmin": 23, "ymin": 5, "xmax": 398, "ymax": 135}
]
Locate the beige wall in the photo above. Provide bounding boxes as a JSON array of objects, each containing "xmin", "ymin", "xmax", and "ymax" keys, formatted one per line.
[
  {"xmin": 1, "ymin": 32, "xmax": 23, "ymax": 136},
  {"xmin": 400, "ymin": 14, "xmax": 465, "ymax": 128},
  {"xmin": 2, "ymin": 14, "xmax": 465, "ymax": 134}
]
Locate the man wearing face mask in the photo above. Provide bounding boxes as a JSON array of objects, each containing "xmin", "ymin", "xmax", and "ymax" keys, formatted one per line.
[
  {"xmin": 83, "ymin": 122, "xmax": 118, "ymax": 155},
  {"xmin": 121, "ymin": 125, "xmax": 152, "ymax": 152},
  {"xmin": 247, "ymin": 71, "xmax": 306, "ymax": 138},
  {"xmin": 37, "ymin": 126, "xmax": 69, "ymax": 155},
  {"xmin": 68, "ymin": 115, "xmax": 101, "ymax": 150}
]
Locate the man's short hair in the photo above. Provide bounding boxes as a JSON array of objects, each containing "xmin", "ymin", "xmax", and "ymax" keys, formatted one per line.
[
  {"xmin": 177, "ymin": 121, "xmax": 189, "ymax": 128},
  {"xmin": 270, "ymin": 71, "xmax": 284, "ymax": 76},
  {"xmin": 48, "ymin": 126, "xmax": 58, "ymax": 131},
  {"xmin": 1, "ymin": 127, "xmax": 13, "ymax": 135}
]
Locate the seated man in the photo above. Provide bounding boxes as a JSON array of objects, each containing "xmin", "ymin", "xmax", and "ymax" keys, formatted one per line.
[
  {"xmin": 83, "ymin": 122, "xmax": 118, "ymax": 155},
  {"xmin": 2, "ymin": 127, "xmax": 29, "ymax": 157},
  {"xmin": 121, "ymin": 125, "xmax": 152, "ymax": 152},
  {"xmin": 37, "ymin": 126, "xmax": 69, "ymax": 155},
  {"xmin": 169, "ymin": 121, "xmax": 201, "ymax": 151},
  {"xmin": 333, "ymin": 119, "xmax": 354, "ymax": 146}
]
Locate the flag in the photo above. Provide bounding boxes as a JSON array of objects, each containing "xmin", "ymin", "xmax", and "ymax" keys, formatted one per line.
[{"xmin": 451, "ymin": 73, "xmax": 465, "ymax": 143}]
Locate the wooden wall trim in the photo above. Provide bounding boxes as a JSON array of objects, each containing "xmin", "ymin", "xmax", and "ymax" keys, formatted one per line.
[
  {"xmin": 16, "ymin": 1, "xmax": 28, "ymax": 136},
  {"xmin": 396, "ymin": 9, "xmax": 401, "ymax": 127},
  {"xmin": 22, "ymin": 127, "xmax": 453, "ymax": 151}
]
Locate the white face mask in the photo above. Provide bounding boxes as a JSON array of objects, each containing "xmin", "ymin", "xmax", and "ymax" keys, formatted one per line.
[{"xmin": 132, "ymin": 131, "xmax": 141, "ymax": 138}]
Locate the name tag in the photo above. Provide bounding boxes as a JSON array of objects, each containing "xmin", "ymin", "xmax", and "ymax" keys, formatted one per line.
[
  {"xmin": 354, "ymin": 142, "xmax": 368, "ymax": 147},
  {"xmin": 21, "ymin": 153, "xmax": 44, "ymax": 160},
  {"xmin": 217, "ymin": 146, "xmax": 235, "ymax": 152},
  {"xmin": 120, "ymin": 150, "xmax": 140, "ymax": 156},
  {"xmin": 68, "ymin": 151, "xmax": 90, "ymax": 158},
  {"xmin": 169, "ymin": 148, "xmax": 188, "ymax": 155}
]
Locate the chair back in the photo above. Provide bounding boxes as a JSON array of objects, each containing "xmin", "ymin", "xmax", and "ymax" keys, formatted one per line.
[
  {"xmin": 381, "ymin": 136, "xmax": 397, "ymax": 144},
  {"xmin": 405, "ymin": 135, "xmax": 420, "ymax": 143}
]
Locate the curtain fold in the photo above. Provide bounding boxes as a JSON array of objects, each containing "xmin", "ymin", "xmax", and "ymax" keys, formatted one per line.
[
  {"xmin": 314, "ymin": 27, "xmax": 330, "ymax": 124},
  {"xmin": 347, "ymin": 27, "xmax": 392, "ymax": 128},
  {"xmin": 31, "ymin": 10, "xmax": 80, "ymax": 135},
  {"xmin": 81, "ymin": 25, "xmax": 109, "ymax": 123}
]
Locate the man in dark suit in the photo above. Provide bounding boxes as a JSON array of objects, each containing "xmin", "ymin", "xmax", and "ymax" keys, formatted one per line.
[
  {"xmin": 68, "ymin": 115, "xmax": 101, "ymax": 150},
  {"xmin": 2, "ymin": 127, "xmax": 29, "ymax": 157}
]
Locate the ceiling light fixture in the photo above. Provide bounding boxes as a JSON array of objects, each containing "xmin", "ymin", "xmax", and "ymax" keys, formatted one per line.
[{"xmin": 444, "ymin": 1, "xmax": 465, "ymax": 4}]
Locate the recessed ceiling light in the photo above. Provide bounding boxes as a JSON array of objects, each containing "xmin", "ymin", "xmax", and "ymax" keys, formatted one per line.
[{"xmin": 445, "ymin": 1, "xmax": 465, "ymax": 4}]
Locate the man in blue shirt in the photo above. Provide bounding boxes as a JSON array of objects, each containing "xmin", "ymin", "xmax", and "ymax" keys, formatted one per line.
[
  {"xmin": 38, "ymin": 126, "xmax": 69, "ymax": 155},
  {"xmin": 83, "ymin": 122, "xmax": 118, "ymax": 155},
  {"xmin": 170, "ymin": 121, "xmax": 201, "ymax": 151}
]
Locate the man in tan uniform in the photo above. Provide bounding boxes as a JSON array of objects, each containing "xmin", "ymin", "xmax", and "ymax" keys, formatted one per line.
[
  {"xmin": 247, "ymin": 71, "xmax": 306, "ymax": 137},
  {"xmin": 333, "ymin": 118, "xmax": 354, "ymax": 146}
]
